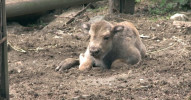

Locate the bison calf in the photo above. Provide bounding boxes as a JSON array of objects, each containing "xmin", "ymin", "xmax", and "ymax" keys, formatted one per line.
[{"xmin": 79, "ymin": 20, "xmax": 146, "ymax": 71}]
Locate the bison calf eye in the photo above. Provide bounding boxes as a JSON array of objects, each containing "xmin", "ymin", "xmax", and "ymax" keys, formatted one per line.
[{"xmin": 104, "ymin": 36, "xmax": 110, "ymax": 40}]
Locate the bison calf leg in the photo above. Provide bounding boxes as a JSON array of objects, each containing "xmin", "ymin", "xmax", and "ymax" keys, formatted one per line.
[
  {"xmin": 126, "ymin": 55, "xmax": 141, "ymax": 65},
  {"xmin": 125, "ymin": 47, "xmax": 141, "ymax": 65},
  {"xmin": 79, "ymin": 53, "xmax": 93, "ymax": 71}
]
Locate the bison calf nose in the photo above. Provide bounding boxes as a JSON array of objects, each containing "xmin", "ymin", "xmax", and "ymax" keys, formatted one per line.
[{"xmin": 89, "ymin": 47, "xmax": 101, "ymax": 56}]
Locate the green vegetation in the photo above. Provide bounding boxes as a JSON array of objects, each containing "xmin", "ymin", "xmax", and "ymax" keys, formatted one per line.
[
  {"xmin": 27, "ymin": 20, "xmax": 48, "ymax": 27},
  {"xmin": 87, "ymin": 6, "xmax": 107, "ymax": 13},
  {"xmin": 148, "ymin": 0, "xmax": 190, "ymax": 15},
  {"xmin": 149, "ymin": 14, "xmax": 171, "ymax": 22},
  {"xmin": 135, "ymin": 0, "xmax": 141, "ymax": 3}
]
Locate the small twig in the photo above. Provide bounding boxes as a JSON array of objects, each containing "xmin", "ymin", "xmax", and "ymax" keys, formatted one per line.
[
  {"xmin": 8, "ymin": 42, "xmax": 26, "ymax": 53},
  {"xmin": 139, "ymin": 34, "xmax": 150, "ymax": 39},
  {"xmin": 0, "ymin": 36, "xmax": 7, "ymax": 44},
  {"xmin": 63, "ymin": 3, "xmax": 91, "ymax": 26}
]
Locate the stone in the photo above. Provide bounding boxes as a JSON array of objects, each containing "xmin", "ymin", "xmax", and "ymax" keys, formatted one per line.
[{"xmin": 170, "ymin": 13, "xmax": 189, "ymax": 21}]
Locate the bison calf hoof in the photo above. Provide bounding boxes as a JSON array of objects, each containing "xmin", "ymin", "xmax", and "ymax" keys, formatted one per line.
[{"xmin": 55, "ymin": 58, "xmax": 79, "ymax": 72}]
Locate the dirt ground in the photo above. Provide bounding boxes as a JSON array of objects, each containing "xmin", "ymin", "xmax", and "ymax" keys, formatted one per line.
[{"xmin": 7, "ymin": 1, "xmax": 191, "ymax": 100}]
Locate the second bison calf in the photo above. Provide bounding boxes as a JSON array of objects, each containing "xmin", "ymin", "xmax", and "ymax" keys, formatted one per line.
[{"xmin": 79, "ymin": 20, "xmax": 146, "ymax": 70}]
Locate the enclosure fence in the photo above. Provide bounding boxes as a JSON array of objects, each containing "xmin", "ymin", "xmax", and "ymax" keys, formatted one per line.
[{"xmin": 0, "ymin": 0, "xmax": 9, "ymax": 99}]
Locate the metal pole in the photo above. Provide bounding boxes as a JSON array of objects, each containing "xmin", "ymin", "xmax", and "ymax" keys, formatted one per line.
[{"xmin": 0, "ymin": 0, "xmax": 9, "ymax": 99}]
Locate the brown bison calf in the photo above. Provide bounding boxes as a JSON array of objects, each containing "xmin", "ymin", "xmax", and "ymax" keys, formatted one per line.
[{"xmin": 79, "ymin": 20, "xmax": 146, "ymax": 71}]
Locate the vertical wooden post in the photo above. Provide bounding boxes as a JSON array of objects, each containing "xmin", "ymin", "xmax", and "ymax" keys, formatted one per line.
[
  {"xmin": 109, "ymin": 0, "xmax": 135, "ymax": 14},
  {"xmin": 0, "ymin": 0, "xmax": 9, "ymax": 99}
]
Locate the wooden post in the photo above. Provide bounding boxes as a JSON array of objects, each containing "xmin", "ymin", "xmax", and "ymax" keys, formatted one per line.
[
  {"xmin": 109, "ymin": 0, "xmax": 135, "ymax": 14},
  {"xmin": 0, "ymin": 0, "xmax": 9, "ymax": 99}
]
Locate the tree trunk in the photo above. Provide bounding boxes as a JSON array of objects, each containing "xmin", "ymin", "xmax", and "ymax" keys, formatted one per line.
[{"xmin": 109, "ymin": 0, "xmax": 135, "ymax": 14}]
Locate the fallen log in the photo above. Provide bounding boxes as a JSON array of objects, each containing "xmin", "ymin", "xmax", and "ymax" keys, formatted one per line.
[{"xmin": 6, "ymin": 0, "xmax": 101, "ymax": 18}]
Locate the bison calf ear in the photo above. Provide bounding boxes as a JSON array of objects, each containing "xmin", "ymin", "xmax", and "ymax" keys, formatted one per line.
[
  {"xmin": 112, "ymin": 25, "xmax": 124, "ymax": 34},
  {"xmin": 82, "ymin": 23, "xmax": 91, "ymax": 33}
]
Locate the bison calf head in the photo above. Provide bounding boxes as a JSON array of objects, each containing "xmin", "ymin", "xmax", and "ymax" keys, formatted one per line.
[{"xmin": 82, "ymin": 20, "xmax": 124, "ymax": 59}]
